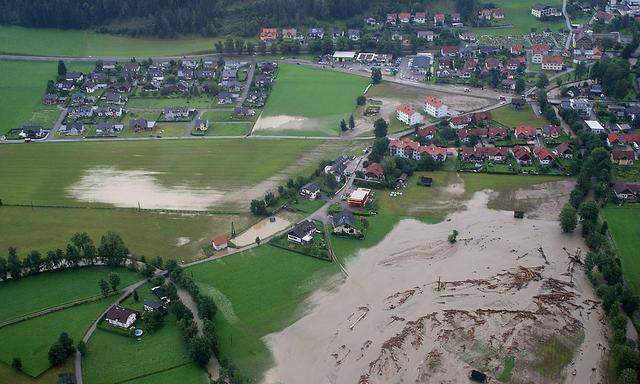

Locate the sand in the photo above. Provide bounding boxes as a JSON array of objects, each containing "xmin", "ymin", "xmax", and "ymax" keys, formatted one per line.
[
  {"xmin": 232, "ymin": 216, "xmax": 292, "ymax": 247},
  {"xmin": 67, "ymin": 167, "xmax": 225, "ymax": 211},
  {"xmin": 263, "ymin": 191, "xmax": 607, "ymax": 384},
  {"xmin": 253, "ymin": 115, "xmax": 321, "ymax": 133}
]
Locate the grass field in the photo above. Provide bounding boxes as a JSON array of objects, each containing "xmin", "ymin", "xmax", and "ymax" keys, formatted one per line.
[
  {"xmin": 0, "ymin": 206, "xmax": 250, "ymax": 262},
  {"xmin": 127, "ymin": 97, "xmax": 216, "ymax": 109},
  {"xmin": 260, "ymin": 64, "xmax": 369, "ymax": 136},
  {"xmin": 0, "ymin": 26, "xmax": 216, "ymax": 58},
  {"xmin": 0, "ymin": 267, "xmax": 140, "ymax": 323},
  {"xmin": 603, "ymin": 205, "xmax": 640, "ymax": 292},
  {"xmin": 0, "ymin": 61, "xmax": 93, "ymax": 135},
  {"xmin": 200, "ymin": 110, "xmax": 258, "ymax": 122},
  {"xmin": 203, "ymin": 122, "xmax": 254, "ymax": 136},
  {"xmin": 471, "ymin": 0, "xmax": 565, "ymax": 36},
  {"xmin": 0, "ymin": 139, "xmax": 320, "ymax": 206},
  {"xmin": 119, "ymin": 123, "xmax": 189, "ymax": 138},
  {"xmin": 0, "ymin": 359, "xmax": 74, "ymax": 384},
  {"xmin": 121, "ymin": 364, "xmax": 207, "ymax": 384},
  {"xmin": 491, "ymin": 104, "xmax": 549, "ymax": 128},
  {"xmin": 0, "ymin": 298, "xmax": 111, "ymax": 376}
]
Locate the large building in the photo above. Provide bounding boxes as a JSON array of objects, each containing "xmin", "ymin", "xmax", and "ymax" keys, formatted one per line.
[
  {"xmin": 541, "ymin": 55, "xmax": 564, "ymax": 71},
  {"xmin": 396, "ymin": 104, "xmax": 424, "ymax": 126},
  {"xmin": 531, "ymin": 3, "xmax": 561, "ymax": 18},
  {"xmin": 423, "ymin": 96, "xmax": 448, "ymax": 118},
  {"xmin": 348, "ymin": 188, "xmax": 372, "ymax": 207}
]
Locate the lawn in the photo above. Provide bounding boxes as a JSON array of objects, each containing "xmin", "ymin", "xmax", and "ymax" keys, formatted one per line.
[
  {"xmin": 200, "ymin": 110, "xmax": 259, "ymax": 123},
  {"xmin": 127, "ymin": 97, "xmax": 216, "ymax": 109},
  {"xmin": 0, "ymin": 359, "xmax": 74, "ymax": 384},
  {"xmin": 83, "ymin": 314, "xmax": 201, "ymax": 384},
  {"xmin": 187, "ymin": 246, "xmax": 339, "ymax": 380},
  {"xmin": 603, "ymin": 205, "xmax": 640, "ymax": 292},
  {"xmin": 0, "ymin": 26, "xmax": 216, "ymax": 58},
  {"xmin": 0, "ymin": 267, "xmax": 140, "ymax": 324},
  {"xmin": 0, "ymin": 139, "xmax": 320, "ymax": 206},
  {"xmin": 491, "ymin": 104, "xmax": 549, "ymax": 128},
  {"xmin": 471, "ymin": 0, "xmax": 565, "ymax": 36},
  {"xmin": 0, "ymin": 206, "xmax": 250, "ymax": 263},
  {"xmin": 202, "ymin": 122, "xmax": 254, "ymax": 136},
  {"xmin": 0, "ymin": 60, "xmax": 93, "ymax": 135},
  {"xmin": 121, "ymin": 364, "xmax": 207, "ymax": 384},
  {"xmin": 0, "ymin": 298, "xmax": 112, "ymax": 377},
  {"xmin": 260, "ymin": 64, "xmax": 369, "ymax": 136},
  {"xmin": 119, "ymin": 123, "xmax": 189, "ymax": 138}
]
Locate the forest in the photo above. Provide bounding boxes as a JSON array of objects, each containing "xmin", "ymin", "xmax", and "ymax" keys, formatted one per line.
[{"xmin": 0, "ymin": 0, "xmax": 477, "ymax": 38}]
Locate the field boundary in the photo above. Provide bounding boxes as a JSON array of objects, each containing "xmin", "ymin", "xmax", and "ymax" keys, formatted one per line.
[
  {"xmin": 0, "ymin": 203, "xmax": 242, "ymax": 216},
  {"xmin": 113, "ymin": 361, "xmax": 194, "ymax": 384}
]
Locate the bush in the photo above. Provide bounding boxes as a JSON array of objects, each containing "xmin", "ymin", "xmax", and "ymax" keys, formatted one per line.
[{"xmin": 448, "ymin": 230, "xmax": 459, "ymax": 244}]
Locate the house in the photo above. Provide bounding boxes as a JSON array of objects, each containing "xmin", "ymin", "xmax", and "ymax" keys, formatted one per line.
[
  {"xmin": 556, "ymin": 142, "xmax": 573, "ymax": 158},
  {"xmin": 511, "ymin": 45, "xmax": 525, "ymax": 55},
  {"xmin": 326, "ymin": 155, "xmax": 349, "ymax": 181},
  {"xmin": 512, "ymin": 146, "xmax": 533, "ymax": 165},
  {"xmin": 398, "ymin": 12, "xmax": 411, "ymax": 23},
  {"xmin": 515, "ymin": 125, "xmax": 537, "ymax": 141},
  {"xmin": 95, "ymin": 105, "xmax": 123, "ymax": 118},
  {"xmin": 434, "ymin": 13, "xmax": 445, "ymax": 25},
  {"xmin": 478, "ymin": 8, "xmax": 493, "ymax": 20},
  {"xmin": 364, "ymin": 162, "xmax": 384, "ymax": 180},
  {"xmin": 19, "ymin": 125, "xmax": 46, "ymax": 139},
  {"xmin": 417, "ymin": 124, "xmax": 437, "ymax": 140},
  {"xmin": 282, "ymin": 28, "xmax": 297, "ymax": 39},
  {"xmin": 333, "ymin": 51, "xmax": 357, "ymax": 62},
  {"xmin": 287, "ymin": 220, "xmax": 316, "ymax": 244},
  {"xmin": 308, "ymin": 28, "xmax": 324, "ymax": 39},
  {"xmin": 492, "ymin": 8, "xmax": 505, "ymax": 19},
  {"xmin": 211, "ymin": 236, "xmax": 229, "ymax": 251},
  {"xmin": 417, "ymin": 30, "xmax": 437, "ymax": 42},
  {"xmin": 151, "ymin": 286, "xmax": 170, "ymax": 303},
  {"xmin": 534, "ymin": 147, "xmax": 557, "ymax": 165},
  {"xmin": 570, "ymin": 98, "xmax": 592, "ymax": 116},
  {"xmin": 541, "ymin": 125, "xmax": 561, "ymax": 138},
  {"xmin": 348, "ymin": 29, "xmax": 361, "ymax": 41},
  {"xmin": 104, "ymin": 306, "xmax": 137, "ymax": 329},
  {"xmin": 386, "ymin": 13, "xmax": 398, "ymax": 25},
  {"xmin": 485, "ymin": 57, "xmax": 501, "ymax": 70},
  {"xmin": 414, "ymin": 12, "xmax": 426, "ymax": 24},
  {"xmin": 65, "ymin": 72, "xmax": 84, "ymax": 83},
  {"xmin": 300, "ymin": 182, "xmax": 321, "ymax": 200},
  {"xmin": 130, "ymin": 118, "xmax": 150, "ymax": 132},
  {"xmin": 542, "ymin": 55, "xmax": 564, "ymax": 71},
  {"xmin": 419, "ymin": 144, "xmax": 447, "ymax": 162},
  {"xmin": 396, "ymin": 173, "xmax": 408, "ymax": 186},
  {"xmin": 163, "ymin": 107, "xmax": 191, "ymax": 120},
  {"xmin": 611, "ymin": 149, "xmax": 635, "ymax": 165},
  {"xmin": 60, "ymin": 120, "xmax": 84, "ymax": 136},
  {"xmin": 43, "ymin": 94, "xmax": 59, "ymax": 105},
  {"xmin": 193, "ymin": 119, "xmax": 209, "ymax": 131},
  {"xmin": 332, "ymin": 210, "xmax": 361, "ymax": 237},
  {"xmin": 101, "ymin": 60, "xmax": 117, "ymax": 71},
  {"xmin": 95, "ymin": 122, "xmax": 122, "ymax": 136},
  {"xmin": 451, "ymin": 13, "xmax": 461, "ymax": 23},
  {"xmin": 396, "ymin": 104, "xmax": 423, "ymax": 126},
  {"xmin": 485, "ymin": 147, "xmax": 509, "ymax": 162},
  {"xmin": 531, "ymin": 3, "xmax": 560, "ymax": 18},
  {"xmin": 409, "ymin": 56, "xmax": 431, "ymax": 72},
  {"xmin": 105, "ymin": 92, "xmax": 126, "ymax": 105},
  {"xmin": 590, "ymin": 84, "xmax": 603, "ymax": 96},
  {"xmin": 613, "ymin": 182, "xmax": 640, "ymax": 201},
  {"xmin": 217, "ymin": 92, "xmax": 234, "ymax": 104},
  {"xmin": 260, "ymin": 28, "xmax": 278, "ymax": 41},
  {"xmin": 450, "ymin": 114, "xmax": 472, "ymax": 129},
  {"xmin": 460, "ymin": 32, "xmax": 476, "ymax": 42},
  {"xmin": 488, "ymin": 127, "xmax": 508, "ymax": 141},
  {"xmin": 585, "ymin": 120, "xmax": 605, "ymax": 133},
  {"xmin": 143, "ymin": 300, "xmax": 165, "ymax": 313},
  {"xmin": 531, "ymin": 44, "xmax": 550, "ymax": 63},
  {"xmin": 441, "ymin": 46, "xmax": 459, "ymax": 57},
  {"xmin": 347, "ymin": 188, "xmax": 372, "ymax": 207},
  {"xmin": 423, "ymin": 96, "xmax": 448, "ymax": 118},
  {"xmin": 460, "ymin": 146, "xmax": 485, "ymax": 165},
  {"xmin": 458, "ymin": 128, "xmax": 488, "ymax": 143},
  {"xmin": 595, "ymin": 10, "xmax": 615, "ymax": 24},
  {"xmin": 608, "ymin": 133, "xmax": 640, "ymax": 147}
]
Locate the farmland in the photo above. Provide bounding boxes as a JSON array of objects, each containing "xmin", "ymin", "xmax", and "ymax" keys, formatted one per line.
[
  {"xmin": 0, "ymin": 60, "xmax": 93, "ymax": 135},
  {"xmin": 257, "ymin": 64, "xmax": 369, "ymax": 136},
  {"xmin": 0, "ymin": 26, "xmax": 216, "ymax": 58},
  {"xmin": 0, "ymin": 298, "xmax": 111, "ymax": 376},
  {"xmin": 0, "ymin": 266, "xmax": 140, "ymax": 323},
  {"xmin": 603, "ymin": 205, "xmax": 640, "ymax": 292}
]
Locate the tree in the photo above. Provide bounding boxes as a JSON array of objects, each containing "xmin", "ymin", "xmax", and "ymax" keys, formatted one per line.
[
  {"xmin": 536, "ymin": 73, "xmax": 549, "ymax": 89},
  {"xmin": 7, "ymin": 247, "xmax": 21, "ymax": 279},
  {"xmin": 356, "ymin": 95, "xmax": 366, "ymax": 106},
  {"xmin": 143, "ymin": 310, "xmax": 164, "ymax": 332},
  {"xmin": 98, "ymin": 231, "xmax": 129, "ymax": 266},
  {"xmin": 255, "ymin": 236, "xmax": 261, "ymax": 245},
  {"xmin": 340, "ymin": 119, "xmax": 348, "ymax": 132},
  {"xmin": 371, "ymin": 67, "xmax": 382, "ymax": 84},
  {"xmin": 153, "ymin": 256, "xmax": 163, "ymax": 268},
  {"xmin": 0, "ymin": 256, "xmax": 7, "ymax": 281},
  {"xmin": 133, "ymin": 290, "xmax": 139, "ymax": 302},
  {"xmin": 57, "ymin": 60, "xmax": 67, "ymax": 77},
  {"xmin": 108, "ymin": 272, "xmax": 120, "ymax": 291},
  {"xmin": 11, "ymin": 358, "xmax": 22, "ymax": 371},
  {"xmin": 579, "ymin": 201, "xmax": 599, "ymax": 223},
  {"xmin": 373, "ymin": 118, "xmax": 388, "ymax": 138},
  {"xmin": 48, "ymin": 332, "xmax": 74, "ymax": 366},
  {"xmin": 617, "ymin": 368, "xmax": 638, "ymax": 384},
  {"xmin": 515, "ymin": 77, "xmax": 526, "ymax": 94},
  {"xmin": 559, "ymin": 204, "xmax": 578, "ymax": 233},
  {"xmin": 250, "ymin": 199, "xmax": 267, "ymax": 216},
  {"xmin": 77, "ymin": 341, "xmax": 87, "ymax": 356},
  {"xmin": 188, "ymin": 336, "xmax": 213, "ymax": 367},
  {"xmin": 348, "ymin": 115, "xmax": 355, "ymax": 130},
  {"xmin": 98, "ymin": 279, "xmax": 110, "ymax": 297}
]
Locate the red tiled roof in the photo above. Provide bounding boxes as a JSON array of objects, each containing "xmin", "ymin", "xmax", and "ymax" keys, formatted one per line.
[
  {"xmin": 535, "ymin": 147, "xmax": 557, "ymax": 160},
  {"xmin": 365, "ymin": 162, "xmax": 384, "ymax": 177},
  {"xmin": 450, "ymin": 114, "xmax": 472, "ymax": 125},
  {"xmin": 532, "ymin": 44, "xmax": 550, "ymax": 54},
  {"xmin": 397, "ymin": 103, "xmax": 416, "ymax": 116},
  {"xmin": 612, "ymin": 149, "xmax": 635, "ymax": 161},
  {"xmin": 212, "ymin": 236, "xmax": 228, "ymax": 246},
  {"xmin": 556, "ymin": 142, "xmax": 572, "ymax": 154},
  {"xmin": 418, "ymin": 144, "xmax": 447, "ymax": 157},
  {"xmin": 488, "ymin": 127, "xmax": 507, "ymax": 138},
  {"xmin": 417, "ymin": 124, "xmax": 437, "ymax": 137},
  {"xmin": 424, "ymin": 96, "xmax": 443, "ymax": 108},
  {"xmin": 515, "ymin": 125, "xmax": 537, "ymax": 137},
  {"xmin": 543, "ymin": 55, "xmax": 563, "ymax": 65}
]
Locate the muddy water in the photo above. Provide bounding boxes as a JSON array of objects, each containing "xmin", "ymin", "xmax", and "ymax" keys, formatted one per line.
[
  {"xmin": 232, "ymin": 216, "xmax": 292, "ymax": 247},
  {"xmin": 253, "ymin": 115, "xmax": 320, "ymax": 132},
  {"xmin": 263, "ymin": 190, "xmax": 606, "ymax": 384}
]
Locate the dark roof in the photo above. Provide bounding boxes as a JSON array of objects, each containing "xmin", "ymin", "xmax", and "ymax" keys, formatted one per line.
[
  {"xmin": 151, "ymin": 286, "xmax": 167, "ymax": 300},
  {"xmin": 144, "ymin": 300, "xmax": 164, "ymax": 310},
  {"xmin": 420, "ymin": 176, "xmax": 433, "ymax": 186},
  {"xmin": 58, "ymin": 373, "xmax": 77, "ymax": 384},
  {"xmin": 301, "ymin": 182, "xmax": 320, "ymax": 193},
  {"xmin": 289, "ymin": 220, "xmax": 316, "ymax": 239},
  {"xmin": 105, "ymin": 306, "xmax": 137, "ymax": 323},
  {"xmin": 332, "ymin": 210, "xmax": 355, "ymax": 228}
]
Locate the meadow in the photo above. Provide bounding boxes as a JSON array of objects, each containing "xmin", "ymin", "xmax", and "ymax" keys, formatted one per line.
[
  {"xmin": 202, "ymin": 122, "xmax": 254, "ymax": 136},
  {"xmin": 260, "ymin": 64, "xmax": 369, "ymax": 136},
  {"xmin": 0, "ymin": 139, "xmax": 320, "ymax": 206},
  {"xmin": 0, "ymin": 267, "xmax": 140, "ymax": 323},
  {"xmin": 0, "ymin": 298, "xmax": 112, "ymax": 376},
  {"xmin": 0, "ymin": 61, "xmax": 93, "ymax": 135},
  {"xmin": 603, "ymin": 205, "xmax": 640, "ymax": 292},
  {"xmin": 0, "ymin": 26, "xmax": 215, "ymax": 57},
  {"xmin": 0, "ymin": 359, "xmax": 74, "ymax": 384},
  {"xmin": 471, "ymin": 0, "xmax": 565, "ymax": 36},
  {"xmin": 491, "ymin": 104, "xmax": 549, "ymax": 127}
]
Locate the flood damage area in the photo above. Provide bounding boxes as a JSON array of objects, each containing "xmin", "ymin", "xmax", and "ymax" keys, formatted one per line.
[{"xmin": 264, "ymin": 191, "xmax": 607, "ymax": 384}]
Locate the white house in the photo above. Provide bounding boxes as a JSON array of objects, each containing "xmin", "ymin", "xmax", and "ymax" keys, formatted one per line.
[
  {"xmin": 287, "ymin": 220, "xmax": 316, "ymax": 244},
  {"xmin": 332, "ymin": 51, "xmax": 357, "ymax": 62},
  {"xmin": 300, "ymin": 182, "xmax": 321, "ymax": 200},
  {"xmin": 585, "ymin": 120, "xmax": 605, "ymax": 133},
  {"xmin": 396, "ymin": 104, "xmax": 423, "ymax": 126},
  {"xmin": 423, "ymin": 96, "xmax": 448, "ymax": 118},
  {"xmin": 105, "ymin": 306, "xmax": 137, "ymax": 329},
  {"xmin": 211, "ymin": 236, "xmax": 228, "ymax": 251}
]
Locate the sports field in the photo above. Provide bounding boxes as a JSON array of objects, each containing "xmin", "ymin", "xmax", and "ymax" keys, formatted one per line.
[
  {"xmin": 603, "ymin": 205, "xmax": 640, "ymax": 292},
  {"xmin": 0, "ymin": 267, "xmax": 140, "ymax": 323},
  {"xmin": 471, "ymin": 0, "xmax": 565, "ymax": 36},
  {"xmin": 257, "ymin": 64, "xmax": 369, "ymax": 136},
  {"xmin": 0, "ymin": 60, "xmax": 93, "ymax": 135},
  {"xmin": 0, "ymin": 26, "xmax": 216, "ymax": 57},
  {"xmin": 0, "ymin": 298, "xmax": 111, "ymax": 376}
]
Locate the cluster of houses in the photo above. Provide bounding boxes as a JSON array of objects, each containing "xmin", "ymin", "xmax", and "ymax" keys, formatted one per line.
[
  {"xmin": 104, "ymin": 286, "xmax": 169, "ymax": 330},
  {"xmin": 244, "ymin": 62, "xmax": 277, "ymax": 108},
  {"xmin": 608, "ymin": 132, "xmax": 640, "ymax": 165}
]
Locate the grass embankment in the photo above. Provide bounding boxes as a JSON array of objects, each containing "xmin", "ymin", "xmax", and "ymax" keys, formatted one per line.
[
  {"xmin": 0, "ymin": 267, "xmax": 140, "ymax": 323},
  {"xmin": 0, "ymin": 26, "xmax": 216, "ymax": 57},
  {"xmin": 260, "ymin": 64, "xmax": 369, "ymax": 136},
  {"xmin": 603, "ymin": 205, "xmax": 640, "ymax": 292},
  {"xmin": 0, "ymin": 61, "xmax": 93, "ymax": 135}
]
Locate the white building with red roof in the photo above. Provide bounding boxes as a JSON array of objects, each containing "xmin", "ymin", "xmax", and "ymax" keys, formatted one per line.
[
  {"xmin": 389, "ymin": 139, "xmax": 447, "ymax": 162},
  {"xmin": 396, "ymin": 104, "xmax": 423, "ymax": 126},
  {"xmin": 542, "ymin": 55, "xmax": 564, "ymax": 71},
  {"xmin": 423, "ymin": 96, "xmax": 448, "ymax": 118},
  {"xmin": 211, "ymin": 236, "xmax": 229, "ymax": 251}
]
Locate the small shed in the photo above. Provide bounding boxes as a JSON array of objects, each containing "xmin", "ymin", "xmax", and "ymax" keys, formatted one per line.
[
  {"xmin": 419, "ymin": 176, "xmax": 433, "ymax": 187},
  {"xmin": 514, "ymin": 210, "xmax": 525, "ymax": 219},
  {"xmin": 470, "ymin": 370, "xmax": 487, "ymax": 383}
]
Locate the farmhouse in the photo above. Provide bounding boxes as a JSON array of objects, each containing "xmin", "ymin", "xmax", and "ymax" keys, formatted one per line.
[
  {"xmin": 331, "ymin": 210, "xmax": 361, "ymax": 237},
  {"xmin": 423, "ymin": 96, "xmax": 448, "ymax": 118},
  {"xmin": 396, "ymin": 104, "xmax": 423, "ymax": 126},
  {"xmin": 287, "ymin": 220, "xmax": 317, "ymax": 244},
  {"xmin": 300, "ymin": 182, "xmax": 321, "ymax": 200},
  {"xmin": 211, "ymin": 236, "xmax": 229, "ymax": 251},
  {"xmin": 143, "ymin": 300, "xmax": 165, "ymax": 313},
  {"xmin": 348, "ymin": 188, "xmax": 372, "ymax": 207},
  {"xmin": 105, "ymin": 306, "xmax": 137, "ymax": 329},
  {"xmin": 613, "ymin": 182, "xmax": 640, "ymax": 201},
  {"xmin": 364, "ymin": 162, "xmax": 384, "ymax": 180}
]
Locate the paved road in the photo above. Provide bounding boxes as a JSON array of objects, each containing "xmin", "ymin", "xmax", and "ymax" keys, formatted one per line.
[
  {"xmin": 563, "ymin": 0, "xmax": 573, "ymax": 50},
  {"xmin": 237, "ymin": 59, "xmax": 256, "ymax": 108},
  {"xmin": 47, "ymin": 108, "xmax": 67, "ymax": 141}
]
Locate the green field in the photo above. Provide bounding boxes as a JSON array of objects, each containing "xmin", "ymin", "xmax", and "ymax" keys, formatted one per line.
[
  {"xmin": 604, "ymin": 205, "xmax": 640, "ymax": 292},
  {"xmin": 127, "ymin": 97, "xmax": 216, "ymax": 109},
  {"xmin": 119, "ymin": 123, "xmax": 189, "ymax": 138},
  {"xmin": 0, "ymin": 139, "xmax": 320, "ymax": 206},
  {"xmin": 471, "ymin": 0, "xmax": 565, "ymax": 36},
  {"xmin": 0, "ymin": 267, "xmax": 140, "ymax": 323},
  {"xmin": 491, "ymin": 104, "xmax": 549, "ymax": 128},
  {"xmin": 0, "ymin": 61, "xmax": 93, "ymax": 135},
  {"xmin": 203, "ymin": 122, "xmax": 254, "ymax": 136},
  {"xmin": 121, "ymin": 364, "xmax": 207, "ymax": 384},
  {"xmin": 200, "ymin": 110, "xmax": 258, "ymax": 122},
  {"xmin": 260, "ymin": 64, "xmax": 369, "ymax": 136},
  {"xmin": 0, "ymin": 359, "xmax": 74, "ymax": 384},
  {"xmin": 0, "ymin": 26, "xmax": 216, "ymax": 58},
  {"xmin": 0, "ymin": 298, "xmax": 111, "ymax": 376}
]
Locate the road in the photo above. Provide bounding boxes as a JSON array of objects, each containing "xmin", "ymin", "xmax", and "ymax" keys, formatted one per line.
[
  {"xmin": 47, "ymin": 108, "xmax": 67, "ymax": 141},
  {"xmin": 562, "ymin": 0, "xmax": 573, "ymax": 50},
  {"xmin": 237, "ymin": 59, "xmax": 256, "ymax": 108}
]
